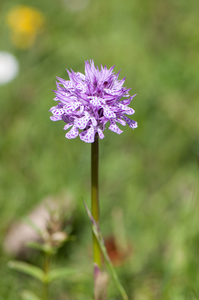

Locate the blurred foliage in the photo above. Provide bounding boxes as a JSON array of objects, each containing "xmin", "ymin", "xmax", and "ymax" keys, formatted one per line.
[{"xmin": 0, "ymin": 0, "xmax": 199, "ymax": 299}]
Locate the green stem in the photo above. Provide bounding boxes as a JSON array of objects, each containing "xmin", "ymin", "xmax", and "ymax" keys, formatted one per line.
[
  {"xmin": 91, "ymin": 133, "xmax": 101, "ymax": 269},
  {"xmin": 43, "ymin": 254, "xmax": 50, "ymax": 300}
]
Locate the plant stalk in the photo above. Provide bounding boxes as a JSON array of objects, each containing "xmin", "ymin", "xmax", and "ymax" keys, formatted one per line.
[
  {"xmin": 91, "ymin": 133, "xmax": 101, "ymax": 269},
  {"xmin": 43, "ymin": 254, "xmax": 50, "ymax": 300}
]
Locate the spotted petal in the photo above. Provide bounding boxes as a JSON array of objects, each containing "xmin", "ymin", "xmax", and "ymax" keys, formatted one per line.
[
  {"xmin": 79, "ymin": 126, "xmax": 95, "ymax": 143},
  {"xmin": 103, "ymin": 106, "xmax": 116, "ymax": 119},
  {"xmin": 90, "ymin": 116, "xmax": 97, "ymax": 127},
  {"xmin": 122, "ymin": 116, "xmax": 138, "ymax": 129},
  {"xmin": 120, "ymin": 94, "xmax": 137, "ymax": 105},
  {"xmin": 65, "ymin": 126, "xmax": 79, "ymax": 139},
  {"xmin": 97, "ymin": 128, "xmax": 105, "ymax": 139},
  {"xmin": 63, "ymin": 123, "xmax": 73, "ymax": 130},
  {"xmin": 116, "ymin": 118, "xmax": 126, "ymax": 126},
  {"xmin": 74, "ymin": 114, "xmax": 90, "ymax": 129},
  {"xmin": 64, "ymin": 101, "xmax": 81, "ymax": 113},
  {"xmin": 76, "ymin": 72, "xmax": 85, "ymax": 80},
  {"xmin": 108, "ymin": 121, "xmax": 123, "ymax": 134},
  {"xmin": 118, "ymin": 103, "xmax": 135, "ymax": 115},
  {"xmin": 51, "ymin": 108, "xmax": 65, "ymax": 115},
  {"xmin": 90, "ymin": 97, "xmax": 101, "ymax": 107},
  {"xmin": 50, "ymin": 115, "xmax": 62, "ymax": 121}
]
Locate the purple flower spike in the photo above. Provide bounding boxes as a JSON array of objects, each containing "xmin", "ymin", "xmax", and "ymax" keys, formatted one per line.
[{"xmin": 50, "ymin": 60, "xmax": 138, "ymax": 143}]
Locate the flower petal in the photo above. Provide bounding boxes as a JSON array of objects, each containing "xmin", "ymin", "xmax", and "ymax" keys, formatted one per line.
[
  {"xmin": 116, "ymin": 118, "xmax": 126, "ymax": 126},
  {"xmin": 74, "ymin": 114, "xmax": 90, "ymax": 129},
  {"xmin": 122, "ymin": 116, "xmax": 138, "ymax": 129},
  {"xmin": 103, "ymin": 106, "xmax": 116, "ymax": 119},
  {"xmin": 90, "ymin": 116, "xmax": 97, "ymax": 127},
  {"xmin": 120, "ymin": 94, "xmax": 136, "ymax": 105},
  {"xmin": 51, "ymin": 108, "xmax": 64, "ymax": 115},
  {"xmin": 63, "ymin": 123, "xmax": 73, "ymax": 130},
  {"xmin": 90, "ymin": 97, "xmax": 101, "ymax": 107},
  {"xmin": 50, "ymin": 115, "xmax": 62, "ymax": 121},
  {"xmin": 118, "ymin": 103, "xmax": 135, "ymax": 115},
  {"xmin": 63, "ymin": 101, "xmax": 81, "ymax": 113},
  {"xmin": 97, "ymin": 128, "xmax": 105, "ymax": 139},
  {"xmin": 108, "ymin": 121, "xmax": 123, "ymax": 134},
  {"xmin": 79, "ymin": 126, "xmax": 95, "ymax": 143},
  {"xmin": 65, "ymin": 126, "xmax": 79, "ymax": 139},
  {"xmin": 124, "ymin": 107, "xmax": 135, "ymax": 115},
  {"xmin": 75, "ymin": 83, "xmax": 85, "ymax": 90},
  {"xmin": 76, "ymin": 72, "xmax": 85, "ymax": 80}
]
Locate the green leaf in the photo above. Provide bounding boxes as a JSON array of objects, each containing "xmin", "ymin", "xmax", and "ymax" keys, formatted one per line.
[
  {"xmin": 8, "ymin": 261, "xmax": 45, "ymax": 283},
  {"xmin": 21, "ymin": 290, "xmax": 41, "ymax": 300},
  {"xmin": 26, "ymin": 241, "xmax": 45, "ymax": 251},
  {"xmin": 27, "ymin": 242, "xmax": 55, "ymax": 255},
  {"xmin": 48, "ymin": 268, "xmax": 78, "ymax": 282}
]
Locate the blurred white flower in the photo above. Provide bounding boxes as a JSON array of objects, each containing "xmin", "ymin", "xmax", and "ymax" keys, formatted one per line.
[
  {"xmin": 63, "ymin": 0, "xmax": 89, "ymax": 12},
  {"xmin": 0, "ymin": 52, "xmax": 19, "ymax": 85}
]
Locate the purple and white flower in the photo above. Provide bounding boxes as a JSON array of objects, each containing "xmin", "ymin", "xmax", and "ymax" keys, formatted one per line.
[{"xmin": 50, "ymin": 60, "xmax": 137, "ymax": 143}]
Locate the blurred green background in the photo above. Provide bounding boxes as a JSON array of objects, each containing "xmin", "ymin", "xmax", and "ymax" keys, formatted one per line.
[{"xmin": 1, "ymin": 0, "xmax": 199, "ymax": 299}]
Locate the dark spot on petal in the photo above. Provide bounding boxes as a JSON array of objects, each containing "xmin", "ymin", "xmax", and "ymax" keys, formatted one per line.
[
  {"xmin": 98, "ymin": 108, "xmax": 103, "ymax": 118},
  {"xmin": 93, "ymin": 78, "xmax": 98, "ymax": 88}
]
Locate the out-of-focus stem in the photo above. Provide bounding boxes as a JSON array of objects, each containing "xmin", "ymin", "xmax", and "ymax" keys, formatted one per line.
[
  {"xmin": 91, "ymin": 133, "xmax": 101, "ymax": 269},
  {"xmin": 43, "ymin": 254, "xmax": 50, "ymax": 300}
]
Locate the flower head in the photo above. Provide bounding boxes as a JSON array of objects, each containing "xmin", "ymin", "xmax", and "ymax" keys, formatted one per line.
[{"xmin": 50, "ymin": 60, "xmax": 138, "ymax": 143}]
